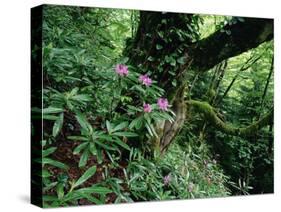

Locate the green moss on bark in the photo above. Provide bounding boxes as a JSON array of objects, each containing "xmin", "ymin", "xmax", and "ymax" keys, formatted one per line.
[{"xmin": 188, "ymin": 100, "xmax": 273, "ymax": 137}]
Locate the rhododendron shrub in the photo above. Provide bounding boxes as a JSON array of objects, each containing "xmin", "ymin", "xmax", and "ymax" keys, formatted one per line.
[{"xmin": 110, "ymin": 62, "xmax": 175, "ymax": 147}]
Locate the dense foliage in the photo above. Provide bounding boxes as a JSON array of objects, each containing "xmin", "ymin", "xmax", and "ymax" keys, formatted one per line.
[{"xmin": 31, "ymin": 5, "xmax": 273, "ymax": 207}]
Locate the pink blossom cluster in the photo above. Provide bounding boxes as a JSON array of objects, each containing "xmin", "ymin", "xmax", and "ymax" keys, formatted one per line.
[
  {"xmin": 143, "ymin": 103, "xmax": 152, "ymax": 113},
  {"xmin": 114, "ymin": 64, "xmax": 169, "ymax": 113},
  {"xmin": 139, "ymin": 74, "xmax": 152, "ymax": 86},
  {"xmin": 115, "ymin": 64, "xmax": 129, "ymax": 76},
  {"xmin": 157, "ymin": 98, "xmax": 169, "ymax": 111},
  {"xmin": 143, "ymin": 98, "xmax": 169, "ymax": 113},
  {"xmin": 163, "ymin": 173, "xmax": 171, "ymax": 186}
]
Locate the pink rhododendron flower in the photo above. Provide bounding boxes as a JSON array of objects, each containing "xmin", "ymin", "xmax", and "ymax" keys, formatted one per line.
[
  {"xmin": 143, "ymin": 103, "xmax": 152, "ymax": 113},
  {"xmin": 163, "ymin": 173, "xmax": 171, "ymax": 186},
  {"xmin": 157, "ymin": 98, "xmax": 169, "ymax": 111},
  {"xmin": 115, "ymin": 64, "xmax": 128, "ymax": 76},
  {"xmin": 139, "ymin": 74, "xmax": 152, "ymax": 86}
]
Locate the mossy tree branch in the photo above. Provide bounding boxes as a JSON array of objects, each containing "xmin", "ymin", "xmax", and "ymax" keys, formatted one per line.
[{"xmin": 187, "ymin": 100, "xmax": 273, "ymax": 137}]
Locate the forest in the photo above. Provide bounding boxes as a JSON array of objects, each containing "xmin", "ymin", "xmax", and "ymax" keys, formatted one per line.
[{"xmin": 31, "ymin": 5, "xmax": 274, "ymax": 207}]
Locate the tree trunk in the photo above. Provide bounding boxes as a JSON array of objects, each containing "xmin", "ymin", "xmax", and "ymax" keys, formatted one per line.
[{"xmin": 125, "ymin": 12, "xmax": 195, "ymax": 153}]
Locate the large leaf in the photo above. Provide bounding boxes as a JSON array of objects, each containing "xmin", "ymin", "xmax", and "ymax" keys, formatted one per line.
[
  {"xmin": 56, "ymin": 183, "xmax": 64, "ymax": 199},
  {"xmin": 95, "ymin": 140, "xmax": 117, "ymax": 151},
  {"xmin": 42, "ymin": 147, "xmax": 57, "ymax": 157},
  {"xmin": 97, "ymin": 134, "xmax": 114, "ymax": 141},
  {"xmin": 68, "ymin": 136, "xmax": 89, "ymax": 141},
  {"xmin": 129, "ymin": 117, "xmax": 143, "ymax": 130},
  {"xmin": 78, "ymin": 193, "xmax": 103, "ymax": 204},
  {"xmin": 73, "ymin": 166, "xmax": 97, "ymax": 188},
  {"xmin": 42, "ymin": 158, "xmax": 69, "ymax": 170},
  {"xmin": 62, "ymin": 191, "xmax": 83, "ymax": 202},
  {"xmin": 52, "ymin": 113, "xmax": 64, "ymax": 137},
  {"xmin": 114, "ymin": 137, "xmax": 131, "ymax": 151},
  {"xmin": 106, "ymin": 120, "xmax": 112, "ymax": 133},
  {"xmin": 145, "ymin": 122, "xmax": 156, "ymax": 137},
  {"xmin": 71, "ymin": 94, "xmax": 92, "ymax": 102},
  {"xmin": 42, "ymin": 107, "xmax": 64, "ymax": 114},
  {"xmin": 76, "ymin": 185, "xmax": 112, "ymax": 195},
  {"xmin": 113, "ymin": 131, "xmax": 138, "ymax": 137},
  {"xmin": 89, "ymin": 142, "xmax": 97, "ymax": 156},
  {"xmin": 75, "ymin": 112, "xmax": 92, "ymax": 134},
  {"xmin": 78, "ymin": 150, "xmax": 90, "ymax": 167},
  {"xmin": 112, "ymin": 121, "xmax": 128, "ymax": 132},
  {"xmin": 73, "ymin": 142, "xmax": 89, "ymax": 155},
  {"xmin": 42, "ymin": 169, "xmax": 52, "ymax": 178}
]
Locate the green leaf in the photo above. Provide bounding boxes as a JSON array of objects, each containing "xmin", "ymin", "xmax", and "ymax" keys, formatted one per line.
[
  {"xmin": 156, "ymin": 44, "xmax": 163, "ymax": 50},
  {"xmin": 145, "ymin": 122, "xmax": 158, "ymax": 138},
  {"xmin": 71, "ymin": 94, "xmax": 92, "ymax": 102},
  {"xmin": 172, "ymin": 80, "xmax": 177, "ymax": 87},
  {"xmin": 145, "ymin": 122, "xmax": 153, "ymax": 137},
  {"xmin": 147, "ymin": 56, "xmax": 154, "ymax": 61},
  {"xmin": 75, "ymin": 112, "xmax": 92, "ymax": 133},
  {"xmin": 120, "ymin": 56, "xmax": 129, "ymax": 64},
  {"xmin": 112, "ymin": 121, "xmax": 128, "ymax": 132},
  {"xmin": 42, "ymin": 158, "xmax": 69, "ymax": 170},
  {"xmin": 132, "ymin": 85, "xmax": 146, "ymax": 94},
  {"xmin": 113, "ymin": 131, "xmax": 138, "ymax": 137},
  {"xmin": 52, "ymin": 113, "xmax": 64, "ymax": 137},
  {"xmin": 43, "ymin": 107, "xmax": 64, "ymax": 114},
  {"xmin": 95, "ymin": 140, "xmax": 116, "ymax": 151},
  {"xmin": 42, "ymin": 147, "xmax": 57, "ymax": 157},
  {"xmin": 129, "ymin": 116, "xmax": 143, "ymax": 130},
  {"xmin": 73, "ymin": 166, "xmax": 97, "ymax": 188},
  {"xmin": 42, "ymin": 115, "xmax": 58, "ymax": 120},
  {"xmin": 127, "ymin": 105, "xmax": 142, "ymax": 113},
  {"xmin": 78, "ymin": 193, "xmax": 103, "ymax": 204},
  {"xmin": 89, "ymin": 142, "xmax": 97, "ymax": 155},
  {"xmin": 79, "ymin": 150, "xmax": 89, "ymax": 167},
  {"xmin": 170, "ymin": 58, "xmax": 176, "ymax": 66},
  {"xmin": 96, "ymin": 134, "xmax": 114, "ymax": 141},
  {"xmin": 106, "ymin": 120, "xmax": 112, "ymax": 133},
  {"xmin": 73, "ymin": 142, "xmax": 89, "ymax": 155},
  {"xmin": 96, "ymin": 148, "xmax": 103, "ymax": 164},
  {"xmin": 114, "ymin": 137, "xmax": 131, "ymax": 151},
  {"xmin": 62, "ymin": 191, "xmax": 83, "ymax": 202},
  {"xmin": 68, "ymin": 136, "xmax": 89, "ymax": 141},
  {"xmin": 168, "ymin": 70, "xmax": 176, "ymax": 76},
  {"xmin": 177, "ymin": 56, "xmax": 185, "ymax": 64},
  {"xmin": 43, "ymin": 182, "xmax": 58, "ymax": 193},
  {"xmin": 42, "ymin": 169, "xmax": 52, "ymax": 178},
  {"xmin": 43, "ymin": 195, "xmax": 59, "ymax": 202},
  {"xmin": 69, "ymin": 87, "xmax": 79, "ymax": 96},
  {"xmin": 56, "ymin": 183, "xmax": 64, "ymax": 199},
  {"xmin": 76, "ymin": 185, "xmax": 112, "ymax": 195}
]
